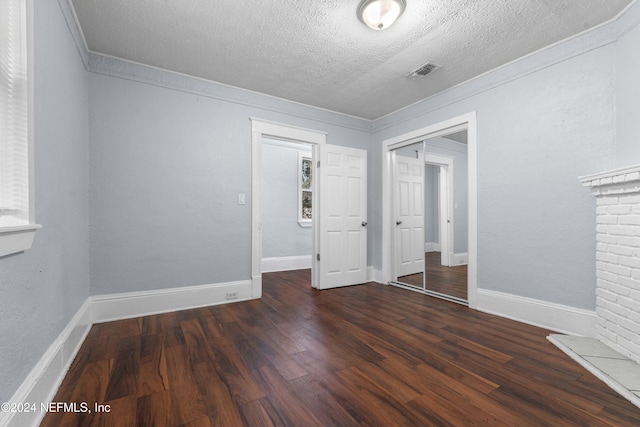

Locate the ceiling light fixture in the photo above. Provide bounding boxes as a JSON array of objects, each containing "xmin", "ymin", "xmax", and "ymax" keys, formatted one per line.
[{"xmin": 357, "ymin": 0, "xmax": 406, "ymax": 31}]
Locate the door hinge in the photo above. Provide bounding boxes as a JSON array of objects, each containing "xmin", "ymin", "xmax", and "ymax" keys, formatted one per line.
[
  {"xmin": 317, "ymin": 161, "xmax": 320, "ymax": 168},
  {"xmin": 316, "ymin": 253, "xmax": 320, "ymax": 261}
]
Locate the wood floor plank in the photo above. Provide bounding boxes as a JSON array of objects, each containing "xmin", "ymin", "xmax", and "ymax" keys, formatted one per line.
[
  {"xmin": 164, "ymin": 344, "xmax": 208, "ymax": 426},
  {"xmin": 179, "ymin": 417, "xmax": 212, "ymax": 427},
  {"xmin": 140, "ymin": 315, "xmax": 163, "ymax": 336},
  {"xmin": 191, "ymin": 361, "xmax": 244, "ymax": 426},
  {"xmin": 104, "ymin": 336, "xmax": 140, "ymax": 401},
  {"xmin": 287, "ymin": 374, "xmax": 362, "ymax": 427},
  {"xmin": 41, "ymin": 270, "xmax": 640, "ymax": 426},
  {"xmin": 251, "ymin": 364, "xmax": 324, "ymax": 426},
  {"xmin": 238, "ymin": 399, "xmax": 277, "ymax": 427},
  {"xmin": 181, "ymin": 318, "xmax": 218, "ymax": 366},
  {"xmin": 202, "ymin": 332, "xmax": 267, "ymax": 406},
  {"xmin": 95, "ymin": 395, "xmax": 137, "ymax": 427},
  {"xmin": 136, "ymin": 390, "xmax": 173, "ymax": 427},
  {"xmin": 136, "ymin": 334, "xmax": 169, "ymax": 398},
  {"xmin": 334, "ymin": 365, "xmax": 428, "ymax": 426}
]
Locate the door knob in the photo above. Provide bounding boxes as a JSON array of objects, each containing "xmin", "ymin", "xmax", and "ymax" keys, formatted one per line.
[
  {"xmin": 396, "ymin": 220, "xmax": 402, "ymax": 225},
  {"xmin": 361, "ymin": 221, "xmax": 368, "ymax": 227}
]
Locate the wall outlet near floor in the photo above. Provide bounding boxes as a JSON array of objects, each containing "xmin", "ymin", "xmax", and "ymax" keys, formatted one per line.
[{"xmin": 226, "ymin": 291, "xmax": 239, "ymax": 300}]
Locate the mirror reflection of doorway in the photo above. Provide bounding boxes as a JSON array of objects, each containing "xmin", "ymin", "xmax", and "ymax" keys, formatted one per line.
[{"xmin": 391, "ymin": 130, "xmax": 468, "ymax": 305}]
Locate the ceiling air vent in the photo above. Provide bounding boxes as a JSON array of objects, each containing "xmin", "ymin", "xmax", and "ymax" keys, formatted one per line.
[{"xmin": 405, "ymin": 62, "xmax": 440, "ymax": 78}]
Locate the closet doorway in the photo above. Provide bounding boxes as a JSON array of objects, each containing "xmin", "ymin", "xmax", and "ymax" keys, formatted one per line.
[
  {"xmin": 391, "ymin": 132, "xmax": 468, "ymax": 304},
  {"xmin": 382, "ymin": 113, "xmax": 477, "ymax": 308}
]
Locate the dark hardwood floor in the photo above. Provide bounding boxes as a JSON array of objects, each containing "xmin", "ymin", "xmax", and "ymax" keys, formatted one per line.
[
  {"xmin": 41, "ymin": 270, "xmax": 640, "ymax": 426},
  {"xmin": 398, "ymin": 251, "xmax": 468, "ymax": 300}
]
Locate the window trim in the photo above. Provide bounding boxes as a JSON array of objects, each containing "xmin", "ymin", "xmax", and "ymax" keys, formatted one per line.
[{"xmin": 0, "ymin": 0, "xmax": 40, "ymax": 257}]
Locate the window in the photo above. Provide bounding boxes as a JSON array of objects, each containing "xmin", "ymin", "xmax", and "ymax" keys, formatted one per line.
[
  {"xmin": 0, "ymin": 0, "xmax": 39, "ymax": 257},
  {"xmin": 298, "ymin": 152, "xmax": 312, "ymax": 227}
]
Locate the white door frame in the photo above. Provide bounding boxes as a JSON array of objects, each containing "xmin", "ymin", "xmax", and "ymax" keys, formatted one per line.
[
  {"xmin": 250, "ymin": 118, "xmax": 326, "ymax": 298},
  {"xmin": 381, "ymin": 112, "xmax": 478, "ymax": 308},
  {"xmin": 423, "ymin": 153, "xmax": 454, "ymax": 267}
]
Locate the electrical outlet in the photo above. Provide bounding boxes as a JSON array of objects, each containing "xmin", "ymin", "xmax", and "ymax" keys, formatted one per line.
[{"xmin": 226, "ymin": 291, "xmax": 239, "ymax": 300}]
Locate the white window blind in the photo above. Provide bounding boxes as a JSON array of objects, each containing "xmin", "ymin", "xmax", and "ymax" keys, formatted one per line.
[{"xmin": 0, "ymin": 0, "xmax": 29, "ymax": 227}]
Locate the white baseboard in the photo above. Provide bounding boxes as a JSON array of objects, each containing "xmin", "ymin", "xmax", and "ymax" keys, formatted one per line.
[
  {"xmin": 91, "ymin": 279, "xmax": 253, "ymax": 323},
  {"xmin": 425, "ymin": 242, "xmax": 440, "ymax": 252},
  {"xmin": 451, "ymin": 252, "xmax": 468, "ymax": 265},
  {"xmin": 476, "ymin": 289, "xmax": 597, "ymax": 337},
  {"xmin": 367, "ymin": 267, "xmax": 384, "ymax": 284},
  {"xmin": 261, "ymin": 255, "xmax": 311, "ymax": 273},
  {"xmin": 1, "ymin": 299, "xmax": 92, "ymax": 427}
]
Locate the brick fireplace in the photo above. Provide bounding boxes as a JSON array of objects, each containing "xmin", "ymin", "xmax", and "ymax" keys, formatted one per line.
[{"xmin": 580, "ymin": 165, "xmax": 640, "ymax": 364}]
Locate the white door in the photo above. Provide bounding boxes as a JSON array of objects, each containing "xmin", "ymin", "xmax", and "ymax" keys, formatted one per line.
[
  {"xmin": 394, "ymin": 154, "xmax": 425, "ymax": 277},
  {"xmin": 317, "ymin": 144, "xmax": 367, "ymax": 289}
]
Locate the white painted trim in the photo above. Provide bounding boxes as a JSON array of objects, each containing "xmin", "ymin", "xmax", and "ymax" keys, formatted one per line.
[
  {"xmin": 91, "ymin": 280, "xmax": 252, "ymax": 323},
  {"xmin": 366, "ymin": 267, "xmax": 385, "ymax": 284},
  {"xmin": 262, "ymin": 137, "xmax": 313, "ymax": 152},
  {"xmin": 425, "ymin": 242, "xmax": 440, "ymax": 252},
  {"xmin": 382, "ymin": 112, "xmax": 478, "ymax": 308},
  {"xmin": 262, "ymin": 255, "xmax": 312, "ymax": 273},
  {"xmin": 425, "ymin": 137, "xmax": 468, "ymax": 154},
  {"xmin": 0, "ymin": 224, "xmax": 42, "ymax": 257},
  {"xmin": 0, "ymin": 0, "xmax": 41, "ymax": 258},
  {"xmin": 251, "ymin": 118, "xmax": 326, "ymax": 293},
  {"xmin": 476, "ymin": 289, "xmax": 597, "ymax": 337},
  {"xmin": 1, "ymin": 299, "xmax": 92, "ymax": 427},
  {"xmin": 579, "ymin": 163, "xmax": 640, "ymax": 196},
  {"xmin": 451, "ymin": 252, "xmax": 468, "ymax": 266},
  {"xmin": 578, "ymin": 163, "xmax": 640, "ymax": 184}
]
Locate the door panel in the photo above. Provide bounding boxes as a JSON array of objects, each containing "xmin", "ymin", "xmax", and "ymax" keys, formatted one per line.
[
  {"xmin": 318, "ymin": 145, "xmax": 367, "ymax": 289},
  {"xmin": 394, "ymin": 155, "xmax": 425, "ymax": 278}
]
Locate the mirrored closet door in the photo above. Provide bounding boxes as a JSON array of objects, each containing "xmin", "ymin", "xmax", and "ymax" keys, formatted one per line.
[{"xmin": 391, "ymin": 130, "xmax": 468, "ymax": 305}]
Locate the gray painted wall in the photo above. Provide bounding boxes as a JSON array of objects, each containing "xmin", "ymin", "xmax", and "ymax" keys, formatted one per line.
[
  {"xmin": 372, "ymin": 41, "xmax": 617, "ymax": 310},
  {"xmin": 88, "ymin": 71, "xmax": 371, "ymax": 296},
  {"xmin": 616, "ymin": 11, "xmax": 640, "ymax": 166},
  {"xmin": 262, "ymin": 141, "xmax": 312, "ymax": 258},
  {"xmin": 0, "ymin": 0, "xmax": 89, "ymax": 403}
]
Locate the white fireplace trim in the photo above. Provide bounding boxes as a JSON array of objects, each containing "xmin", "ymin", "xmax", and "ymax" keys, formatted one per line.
[{"xmin": 579, "ymin": 164, "xmax": 640, "ymax": 195}]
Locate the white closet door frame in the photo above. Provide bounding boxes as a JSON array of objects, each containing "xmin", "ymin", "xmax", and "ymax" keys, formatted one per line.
[{"xmin": 381, "ymin": 112, "xmax": 478, "ymax": 308}]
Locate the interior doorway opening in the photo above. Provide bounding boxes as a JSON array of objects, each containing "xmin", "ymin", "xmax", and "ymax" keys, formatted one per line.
[
  {"xmin": 251, "ymin": 118, "xmax": 368, "ymax": 294},
  {"xmin": 260, "ymin": 138, "xmax": 314, "ymax": 281},
  {"xmin": 250, "ymin": 119, "xmax": 326, "ymax": 298}
]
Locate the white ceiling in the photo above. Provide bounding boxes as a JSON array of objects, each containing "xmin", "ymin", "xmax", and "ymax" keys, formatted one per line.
[{"xmin": 69, "ymin": 0, "xmax": 633, "ymax": 120}]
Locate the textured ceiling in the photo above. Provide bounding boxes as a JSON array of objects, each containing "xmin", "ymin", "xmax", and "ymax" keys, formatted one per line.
[{"xmin": 69, "ymin": 0, "xmax": 633, "ymax": 120}]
